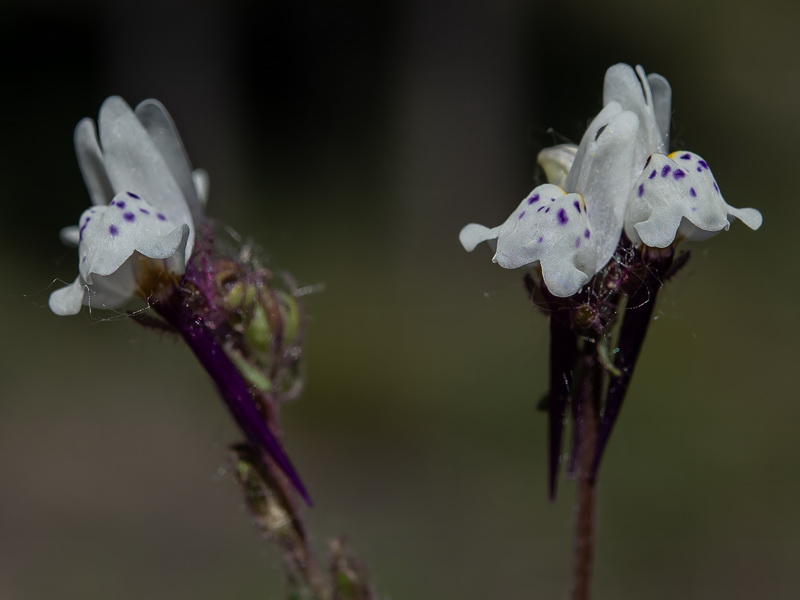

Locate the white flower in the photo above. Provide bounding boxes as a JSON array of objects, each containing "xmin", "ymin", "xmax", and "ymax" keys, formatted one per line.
[
  {"xmin": 460, "ymin": 185, "xmax": 594, "ymax": 297},
  {"xmin": 49, "ymin": 97, "xmax": 209, "ymax": 315},
  {"xmin": 460, "ymin": 64, "xmax": 762, "ymax": 297},
  {"xmin": 624, "ymin": 151, "xmax": 762, "ymax": 247}
]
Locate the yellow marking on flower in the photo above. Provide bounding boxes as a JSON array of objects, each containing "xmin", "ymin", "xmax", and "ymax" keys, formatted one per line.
[{"xmin": 136, "ymin": 256, "xmax": 181, "ymax": 301}]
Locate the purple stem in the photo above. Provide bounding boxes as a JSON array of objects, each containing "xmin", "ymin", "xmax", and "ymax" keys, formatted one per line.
[
  {"xmin": 155, "ymin": 297, "xmax": 311, "ymax": 505},
  {"xmin": 548, "ymin": 313, "xmax": 578, "ymax": 501},
  {"xmin": 571, "ymin": 345, "xmax": 600, "ymax": 600}
]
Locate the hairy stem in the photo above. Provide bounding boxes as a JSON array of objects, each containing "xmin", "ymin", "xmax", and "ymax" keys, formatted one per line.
[{"xmin": 231, "ymin": 444, "xmax": 328, "ymax": 600}]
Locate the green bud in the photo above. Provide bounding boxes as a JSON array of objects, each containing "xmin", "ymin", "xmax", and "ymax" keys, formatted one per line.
[
  {"xmin": 245, "ymin": 304, "xmax": 271, "ymax": 353},
  {"xmin": 223, "ymin": 280, "xmax": 247, "ymax": 312},
  {"xmin": 278, "ymin": 291, "xmax": 301, "ymax": 346}
]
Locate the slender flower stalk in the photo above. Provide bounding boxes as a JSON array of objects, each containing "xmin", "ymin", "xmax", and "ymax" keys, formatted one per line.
[
  {"xmin": 462, "ymin": 64, "xmax": 763, "ymax": 598},
  {"xmin": 572, "ymin": 345, "xmax": 600, "ymax": 600},
  {"xmin": 49, "ymin": 97, "xmax": 376, "ymax": 598},
  {"xmin": 49, "ymin": 96, "xmax": 310, "ymax": 503},
  {"xmin": 231, "ymin": 443, "xmax": 327, "ymax": 599}
]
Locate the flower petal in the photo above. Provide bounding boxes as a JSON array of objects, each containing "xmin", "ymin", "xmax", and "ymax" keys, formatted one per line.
[
  {"xmin": 537, "ymin": 144, "xmax": 578, "ymax": 188},
  {"xmin": 135, "ymin": 99, "xmax": 203, "ymax": 220},
  {"xmin": 192, "ymin": 168, "xmax": 210, "ymax": 206},
  {"xmin": 625, "ymin": 151, "xmax": 763, "ymax": 247},
  {"xmin": 60, "ymin": 226, "xmax": 80, "ymax": 246},
  {"xmin": 566, "ymin": 104, "xmax": 640, "ymax": 272},
  {"xmin": 85, "ymin": 265, "xmax": 139, "ymax": 310},
  {"xmin": 647, "ymin": 72, "xmax": 672, "ymax": 147},
  {"xmin": 603, "ymin": 64, "xmax": 665, "ymax": 157},
  {"xmin": 161, "ymin": 224, "xmax": 191, "ymax": 276},
  {"xmin": 459, "ymin": 223, "xmax": 501, "ymax": 252},
  {"xmin": 566, "ymin": 102, "xmax": 623, "ymax": 194},
  {"xmin": 98, "ymin": 97, "xmax": 194, "ymax": 254},
  {"xmin": 61, "ymin": 227, "xmax": 190, "ymax": 315},
  {"xmin": 78, "ymin": 193, "xmax": 189, "ymax": 281},
  {"xmin": 49, "ymin": 277, "xmax": 86, "ymax": 315},
  {"xmin": 74, "ymin": 118, "xmax": 114, "ymax": 206},
  {"xmin": 603, "ymin": 64, "xmax": 646, "ymax": 113},
  {"xmin": 461, "ymin": 185, "xmax": 595, "ymax": 297}
]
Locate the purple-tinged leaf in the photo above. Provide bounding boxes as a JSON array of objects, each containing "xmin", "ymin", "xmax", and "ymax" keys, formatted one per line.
[
  {"xmin": 155, "ymin": 296, "xmax": 311, "ymax": 505},
  {"xmin": 547, "ymin": 314, "xmax": 579, "ymax": 501}
]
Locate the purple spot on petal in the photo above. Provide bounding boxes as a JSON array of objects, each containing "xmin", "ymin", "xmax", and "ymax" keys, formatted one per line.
[
  {"xmin": 127, "ymin": 191, "xmax": 141, "ymax": 199},
  {"xmin": 698, "ymin": 160, "xmax": 709, "ymax": 170},
  {"xmin": 680, "ymin": 153, "xmax": 691, "ymax": 160},
  {"xmin": 674, "ymin": 169, "xmax": 686, "ymax": 180},
  {"xmin": 713, "ymin": 181, "xmax": 719, "ymax": 193},
  {"xmin": 537, "ymin": 206, "xmax": 546, "ymax": 213},
  {"xmin": 690, "ymin": 187, "xmax": 697, "ymax": 197},
  {"xmin": 123, "ymin": 211, "xmax": 136, "ymax": 222},
  {"xmin": 116, "ymin": 200, "xmax": 126, "ymax": 209},
  {"xmin": 537, "ymin": 236, "xmax": 544, "ymax": 244},
  {"xmin": 661, "ymin": 165, "xmax": 672, "ymax": 177},
  {"xmin": 550, "ymin": 197, "xmax": 556, "ymax": 202},
  {"xmin": 649, "ymin": 170, "xmax": 657, "ymax": 180},
  {"xmin": 584, "ymin": 228, "xmax": 591, "ymax": 239},
  {"xmin": 139, "ymin": 208, "xmax": 150, "ymax": 215},
  {"xmin": 545, "ymin": 207, "xmax": 551, "ymax": 213},
  {"xmin": 575, "ymin": 237, "xmax": 581, "ymax": 248},
  {"xmin": 157, "ymin": 213, "xmax": 167, "ymax": 221},
  {"xmin": 638, "ymin": 183, "xmax": 645, "ymax": 197},
  {"xmin": 573, "ymin": 200, "xmax": 581, "ymax": 213},
  {"xmin": 109, "ymin": 225, "xmax": 119, "ymax": 236},
  {"xmin": 697, "ymin": 167, "xmax": 703, "ymax": 172},
  {"xmin": 518, "ymin": 210, "xmax": 526, "ymax": 220},
  {"xmin": 557, "ymin": 208, "xmax": 568, "ymax": 225},
  {"xmin": 691, "ymin": 207, "xmax": 697, "ymax": 212},
  {"xmin": 527, "ymin": 193, "xmax": 540, "ymax": 205}
]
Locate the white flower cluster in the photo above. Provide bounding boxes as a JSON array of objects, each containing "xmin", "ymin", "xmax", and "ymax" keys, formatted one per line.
[{"xmin": 460, "ymin": 64, "xmax": 762, "ymax": 297}]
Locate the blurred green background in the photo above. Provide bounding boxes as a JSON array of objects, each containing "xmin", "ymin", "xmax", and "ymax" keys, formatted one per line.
[{"xmin": 1, "ymin": 0, "xmax": 798, "ymax": 598}]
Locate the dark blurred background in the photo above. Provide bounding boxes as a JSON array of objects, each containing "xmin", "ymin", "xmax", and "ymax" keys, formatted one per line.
[{"xmin": 2, "ymin": 0, "xmax": 799, "ymax": 598}]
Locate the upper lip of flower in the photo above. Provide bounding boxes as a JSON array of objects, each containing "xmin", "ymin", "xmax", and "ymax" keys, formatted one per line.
[
  {"xmin": 75, "ymin": 96, "xmax": 204, "ymax": 254},
  {"xmin": 49, "ymin": 97, "xmax": 208, "ymax": 315},
  {"xmin": 562, "ymin": 64, "xmax": 671, "ymax": 272}
]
